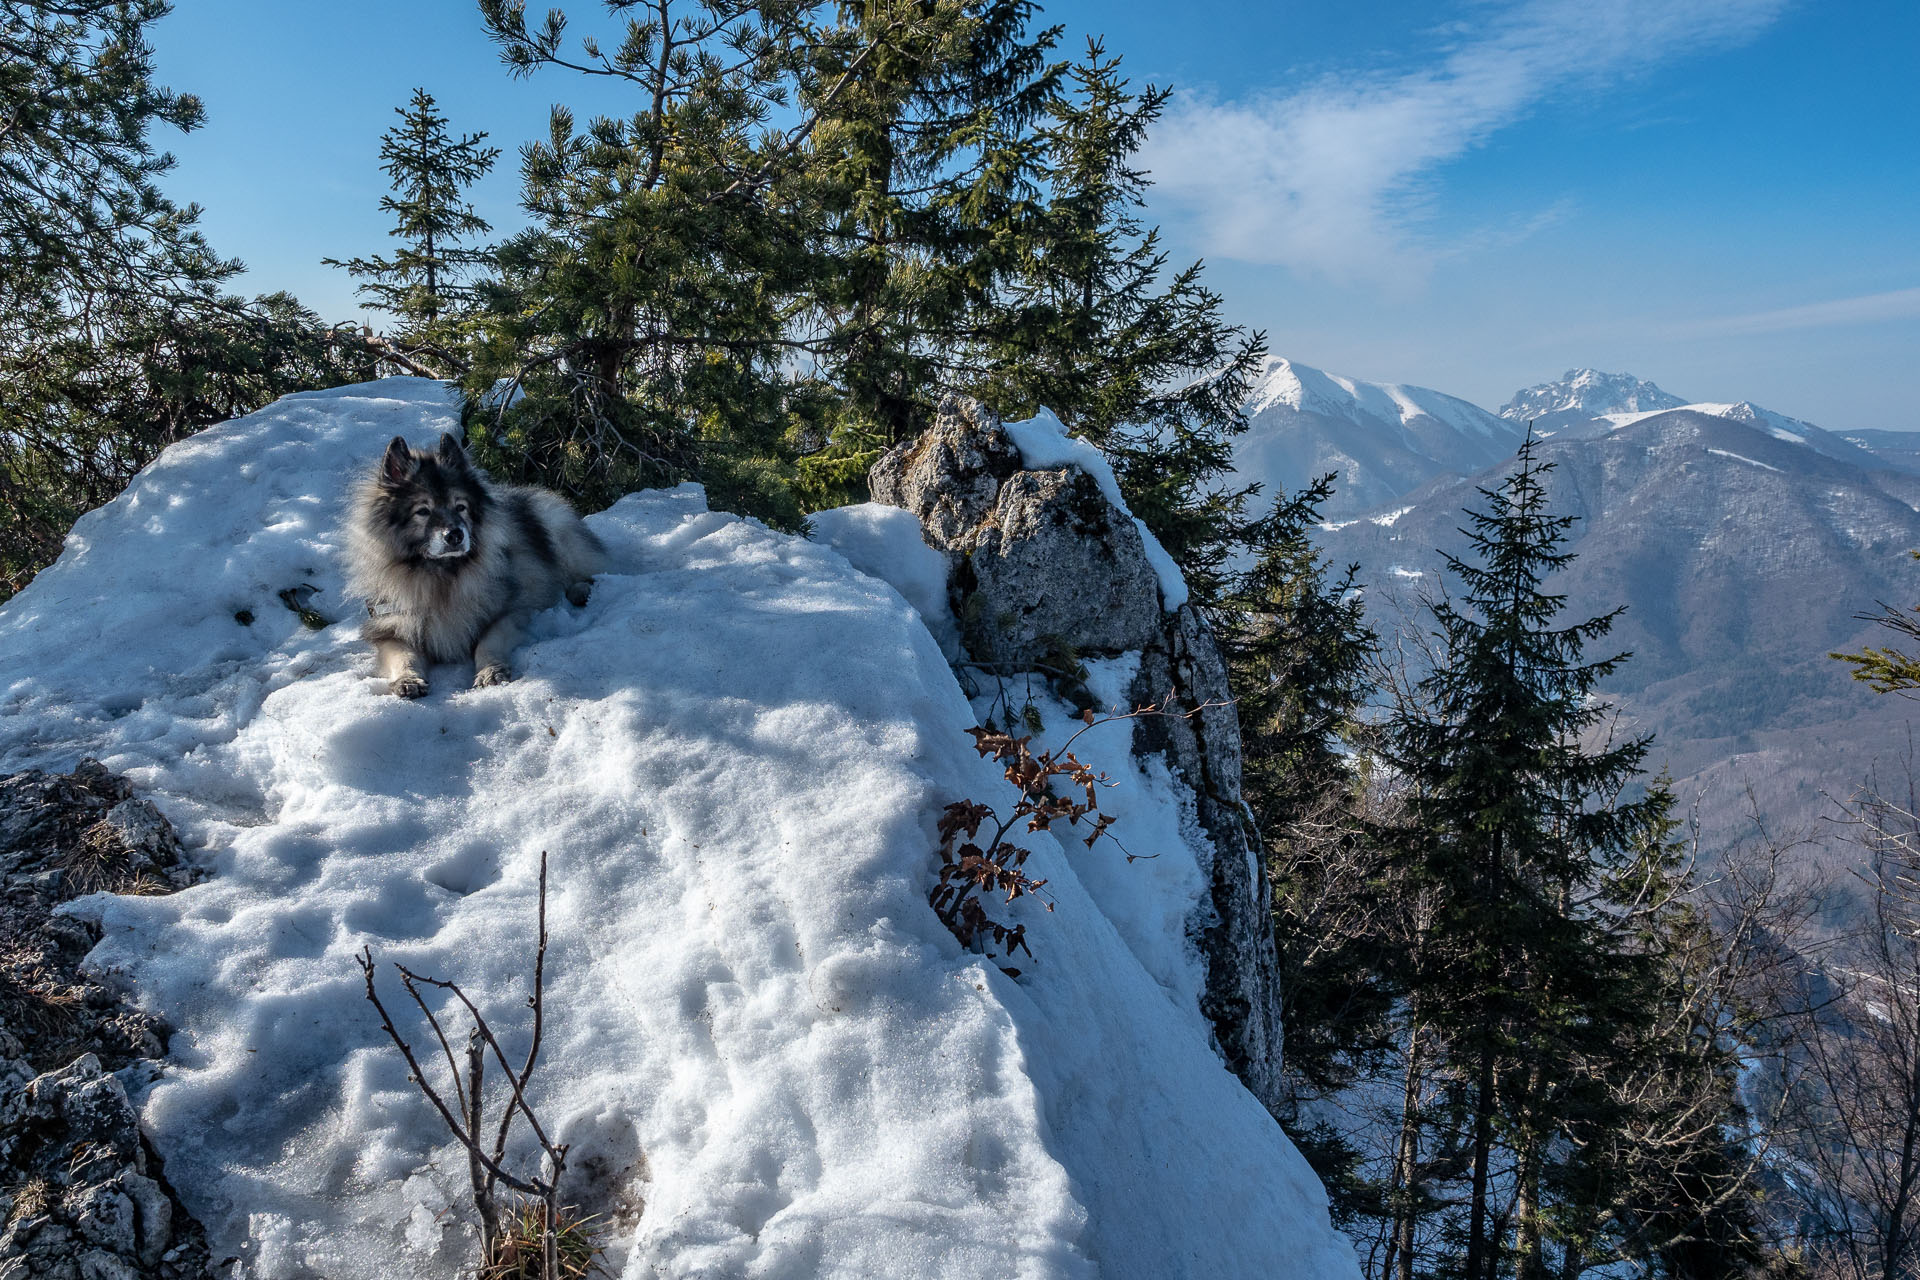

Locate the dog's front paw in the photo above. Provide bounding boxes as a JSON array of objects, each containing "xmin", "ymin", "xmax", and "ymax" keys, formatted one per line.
[
  {"xmin": 473, "ymin": 664, "xmax": 513, "ymax": 688},
  {"xmin": 390, "ymin": 674, "xmax": 428, "ymax": 699}
]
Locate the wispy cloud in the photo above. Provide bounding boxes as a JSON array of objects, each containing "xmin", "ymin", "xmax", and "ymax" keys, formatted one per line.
[
  {"xmin": 1661, "ymin": 286, "xmax": 1920, "ymax": 338},
  {"xmin": 1140, "ymin": 0, "xmax": 1789, "ymax": 284}
]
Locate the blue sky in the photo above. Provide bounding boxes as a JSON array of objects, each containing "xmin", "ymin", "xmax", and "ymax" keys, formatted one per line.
[{"xmin": 149, "ymin": 0, "xmax": 1918, "ymax": 430}]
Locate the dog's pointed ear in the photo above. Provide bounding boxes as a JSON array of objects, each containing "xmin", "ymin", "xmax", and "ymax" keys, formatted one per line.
[
  {"xmin": 436, "ymin": 432, "xmax": 472, "ymax": 472},
  {"xmin": 381, "ymin": 437, "xmax": 415, "ymax": 483}
]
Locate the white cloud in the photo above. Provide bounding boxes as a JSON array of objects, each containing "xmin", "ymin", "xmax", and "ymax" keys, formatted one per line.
[
  {"xmin": 1141, "ymin": 0, "xmax": 1788, "ymax": 284},
  {"xmin": 1662, "ymin": 286, "xmax": 1920, "ymax": 338}
]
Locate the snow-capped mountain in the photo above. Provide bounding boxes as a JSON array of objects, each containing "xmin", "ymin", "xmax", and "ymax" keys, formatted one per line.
[
  {"xmin": 1315, "ymin": 401, "xmax": 1920, "ymax": 850},
  {"xmin": 1499, "ymin": 368, "xmax": 1685, "ymax": 427},
  {"xmin": 1597, "ymin": 397, "xmax": 1916, "ymax": 477},
  {"xmin": 1233, "ymin": 356, "xmax": 1524, "ymax": 518}
]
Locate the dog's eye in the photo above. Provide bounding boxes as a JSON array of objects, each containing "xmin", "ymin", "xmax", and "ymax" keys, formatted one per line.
[
  {"xmin": 413, "ymin": 507, "xmax": 431, "ymax": 520},
  {"xmin": 453, "ymin": 502, "xmax": 469, "ymax": 515}
]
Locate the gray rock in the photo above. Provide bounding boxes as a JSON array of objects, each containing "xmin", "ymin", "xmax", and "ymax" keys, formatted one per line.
[
  {"xmin": 78, "ymin": 1253, "xmax": 140, "ymax": 1280},
  {"xmin": 869, "ymin": 400, "xmax": 1290, "ymax": 1117},
  {"xmin": 71, "ymin": 1184, "xmax": 139, "ymax": 1256},
  {"xmin": 962, "ymin": 467, "xmax": 1165, "ymax": 664},
  {"xmin": 1130, "ymin": 607, "xmax": 1285, "ymax": 1114},
  {"xmin": 0, "ymin": 762, "xmax": 213, "ymax": 1279},
  {"xmin": 98, "ymin": 801, "xmax": 173, "ymax": 872},
  {"xmin": 869, "ymin": 395, "xmax": 1021, "ymax": 551},
  {"xmin": 870, "ymin": 396, "xmax": 1166, "ymax": 667}
]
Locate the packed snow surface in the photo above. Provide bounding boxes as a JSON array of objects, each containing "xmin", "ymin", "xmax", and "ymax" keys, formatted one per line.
[{"xmin": 0, "ymin": 380, "xmax": 1353, "ymax": 1279}]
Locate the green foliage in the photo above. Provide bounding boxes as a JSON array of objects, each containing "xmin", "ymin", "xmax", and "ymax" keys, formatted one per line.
[
  {"xmin": 1831, "ymin": 553, "xmax": 1920, "ymax": 694},
  {"xmin": 1220, "ymin": 475, "xmax": 1393, "ymax": 1100},
  {"xmin": 0, "ymin": 1, "xmax": 372, "ymax": 597},
  {"xmin": 1387, "ymin": 432, "xmax": 1661, "ymax": 1278},
  {"xmin": 324, "ymin": 87, "xmax": 499, "ymax": 368},
  {"xmin": 461, "ymin": 0, "xmax": 852, "ymax": 520},
  {"xmin": 459, "ymin": 5, "xmax": 1254, "ymax": 553},
  {"xmin": 970, "ymin": 37, "xmax": 1265, "ymax": 603},
  {"xmin": 1363, "ymin": 433, "xmax": 1778, "ymax": 1278}
]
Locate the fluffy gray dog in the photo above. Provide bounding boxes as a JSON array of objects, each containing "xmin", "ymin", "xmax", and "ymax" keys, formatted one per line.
[{"xmin": 345, "ymin": 433, "xmax": 606, "ymax": 697}]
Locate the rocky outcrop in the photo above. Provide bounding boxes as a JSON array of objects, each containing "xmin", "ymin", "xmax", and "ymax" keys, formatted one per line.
[
  {"xmin": 0, "ymin": 1051, "xmax": 210, "ymax": 1279},
  {"xmin": 870, "ymin": 396, "xmax": 1288, "ymax": 1116},
  {"xmin": 870, "ymin": 399, "xmax": 1163, "ymax": 666},
  {"xmin": 1128, "ymin": 610, "xmax": 1284, "ymax": 1110},
  {"xmin": 0, "ymin": 762, "xmax": 212, "ymax": 1278}
]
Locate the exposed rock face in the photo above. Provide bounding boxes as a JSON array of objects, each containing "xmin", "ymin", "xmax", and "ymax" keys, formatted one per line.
[
  {"xmin": 871, "ymin": 397, "xmax": 1163, "ymax": 666},
  {"xmin": 868, "ymin": 397, "xmax": 1022, "ymax": 551},
  {"xmin": 1129, "ymin": 610, "xmax": 1283, "ymax": 1110},
  {"xmin": 0, "ymin": 762, "xmax": 212, "ymax": 1278},
  {"xmin": 869, "ymin": 396, "xmax": 1288, "ymax": 1115}
]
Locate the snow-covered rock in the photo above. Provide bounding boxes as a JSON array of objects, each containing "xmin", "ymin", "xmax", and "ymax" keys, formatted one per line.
[
  {"xmin": 0, "ymin": 379, "xmax": 1357, "ymax": 1280},
  {"xmin": 1498, "ymin": 368, "xmax": 1686, "ymax": 423},
  {"xmin": 867, "ymin": 396, "xmax": 1284, "ymax": 1116},
  {"xmin": 868, "ymin": 397, "xmax": 1170, "ymax": 664}
]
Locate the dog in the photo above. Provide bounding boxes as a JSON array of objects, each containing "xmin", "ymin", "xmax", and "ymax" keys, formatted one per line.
[{"xmin": 344, "ymin": 433, "xmax": 606, "ymax": 697}]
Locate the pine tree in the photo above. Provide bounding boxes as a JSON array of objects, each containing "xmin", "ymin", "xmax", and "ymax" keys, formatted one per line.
[
  {"xmin": 968, "ymin": 37, "xmax": 1265, "ymax": 603},
  {"xmin": 464, "ymin": 0, "xmax": 867, "ymax": 524},
  {"xmin": 324, "ymin": 88, "xmax": 498, "ymax": 368},
  {"xmin": 1387, "ymin": 430, "xmax": 1664, "ymax": 1279},
  {"xmin": 0, "ymin": 1, "xmax": 372, "ymax": 596},
  {"xmin": 459, "ymin": 6, "xmax": 1258, "ymax": 542}
]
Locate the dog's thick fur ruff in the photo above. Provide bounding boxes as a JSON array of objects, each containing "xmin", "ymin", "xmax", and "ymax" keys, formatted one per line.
[{"xmin": 344, "ymin": 433, "xmax": 605, "ymax": 697}]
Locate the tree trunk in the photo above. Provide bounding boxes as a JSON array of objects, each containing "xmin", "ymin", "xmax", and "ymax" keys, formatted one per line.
[
  {"xmin": 1386, "ymin": 1014, "xmax": 1426, "ymax": 1280},
  {"xmin": 1465, "ymin": 1020, "xmax": 1497, "ymax": 1280}
]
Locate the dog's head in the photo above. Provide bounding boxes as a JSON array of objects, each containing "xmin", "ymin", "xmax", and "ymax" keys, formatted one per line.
[{"xmin": 366, "ymin": 433, "xmax": 491, "ymax": 563}]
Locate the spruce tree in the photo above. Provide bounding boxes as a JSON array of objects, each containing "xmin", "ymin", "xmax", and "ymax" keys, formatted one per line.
[
  {"xmin": 1223, "ymin": 475, "xmax": 1391, "ymax": 1095},
  {"xmin": 786, "ymin": 0, "xmax": 1064, "ymax": 508},
  {"xmin": 325, "ymin": 88, "xmax": 498, "ymax": 369},
  {"xmin": 969, "ymin": 37, "xmax": 1265, "ymax": 603},
  {"xmin": 1388, "ymin": 430, "xmax": 1664, "ymax": 1279}
]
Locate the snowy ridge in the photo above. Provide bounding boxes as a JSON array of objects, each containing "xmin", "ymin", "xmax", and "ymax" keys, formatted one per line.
[
  {"xmin": 0, "ymin": 379, "xmax": 1353, "ymax": 1280},
  {"xmin": 1249, "ymin": 356, "xmax": 1508, "ymax": 440},
  {"xmin": 1601, "ymin": 400, "xmax": 1812, "ymax": 443}
]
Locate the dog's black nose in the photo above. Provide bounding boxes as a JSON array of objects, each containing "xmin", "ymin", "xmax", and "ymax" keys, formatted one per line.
[{"xmin": 445, "ymin": 527, "xmax": 465, "ymax": 546}]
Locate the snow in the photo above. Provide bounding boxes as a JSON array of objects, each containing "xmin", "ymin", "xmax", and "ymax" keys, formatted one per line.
[
  {"xmin": 1706, "ymin": 447, "xmax": 1784, "ymax": 474},
  {"xmin": 1249, "ymin": 356, "xmax": 1507, "ymax": 439},
  {"xmin": 1369, "ymin": 505, "xmax": 1415, "ymax": 527},
  {"xmin": 1002, "ymin": 408, "xmax": 1190, "ymax": 611},
  {"xmin": 1602, "ymin": 400, "xmax": 1813, "ymax": 445},
  {"xmin": 807, "ymin": 502, "xmax": 962, "ymax": 660},
  {"xmin": 0, "ymin": 378, "xmax": 1354, "ymax": 1280},
  {"xmin": 1499, "ymin": 369, "xmax": 1685, "ymax": 421}
]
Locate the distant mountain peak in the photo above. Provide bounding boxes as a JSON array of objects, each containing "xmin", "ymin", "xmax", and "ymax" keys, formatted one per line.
[
  {"xmin": 1500, "ymin": 369, "xmax": 1686, "ymax": 421},
  {"xmin": 1249, "ymin": 355, "xmax": 1512, "ymax": 441}
]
